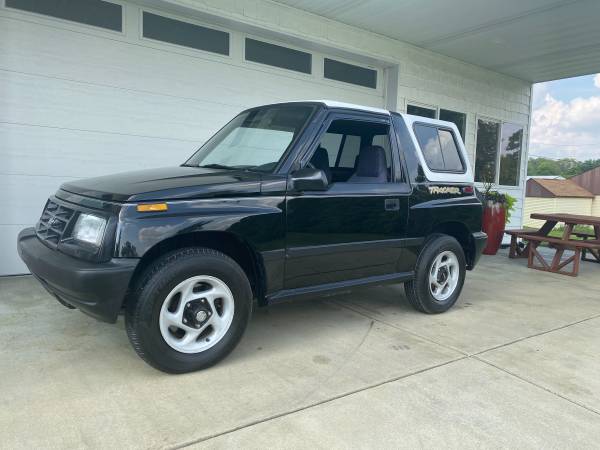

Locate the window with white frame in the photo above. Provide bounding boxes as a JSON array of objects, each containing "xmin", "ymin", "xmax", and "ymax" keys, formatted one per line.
[
  {"xmin": 142, "ymin": 12, "xmax": 229, "ymax": 55},
  {"xmin": 324, "ymin": 58, "xmax": 377, "ymax": 89},
  {"xmin": 407, "ymin": 104, "xmax": 436, "ymax": 119},
  {"xmin": 6, "ymin": 0, "xmax": 122, "ymax": 31},
  {"xmin": 475, "ymin": 119, "xmax": 523, "ymax": 186},
  {"xmin": 439, "ymin": 109, "xmax": 466, "ymax": 140},
  {"xmin": 245, "ymin": 38, "xmax": 312, "ymax": 74},
  {"xmin": 498, "ymin": 123, "xmax": 523, "ymax": 186},
  {"xmin": 407, "ymin": 104, "xmax": 466, "ymax": 141}
]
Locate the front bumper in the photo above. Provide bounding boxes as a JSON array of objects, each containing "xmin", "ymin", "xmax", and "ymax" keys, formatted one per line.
[
  {"xmin": 468, "ymin": 231, "xmax": 487, "ymax": 270},
  {"xmin": 17, "ymin": 228, "xmax": 138, "ymax": 323}
]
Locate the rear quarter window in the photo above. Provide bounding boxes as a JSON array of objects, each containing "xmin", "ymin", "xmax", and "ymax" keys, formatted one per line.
[{"xmin": 414, "ymin": 124, "xmax": 465, "ymax": 173}]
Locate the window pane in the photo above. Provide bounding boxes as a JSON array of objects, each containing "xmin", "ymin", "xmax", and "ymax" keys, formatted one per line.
[
  {"xmin": 245, "ymin": 38, "xmax": 311, "ymax": 74},
  {"xmin": 143, "ymin": 12, "xmax": 229, "ymax": 55},
  {"xmin": 338, "ymin": 135, "xmax": 361, "ymax": 168},
  {"xmin": 499, "ymin": 123, "xmax": 523, "ymax": 186},
  {"xmin": 414, "ymin": 124, "xmax": 444, "ymax": 170},
  {"xmin": 6, "ymin": 0, "xmax": 122, "ymax": 31},
  {"xmin": 407, "ymin": 105, "xmax": 436, "ymax": 119},
  {"xmin": 475, "ymin": 119, "xmax": 500, "ymax": 183},
  {"xmin": 439, "ymin": 109, "xmax": 466, "ymax": 140},
  {"xmin": 187, "ymin": 105, "xmax": 314, "ymax": 172},
  {"xmin": 319, "ymin": 133, "xmax": 343, "ymax": 166},
  {"xmin": 438, "ymin": 129, "xmax": 464, "ymax": 172},
  {"xmin": 324, "ymin": 58, "xmax": 377, "ymax": 89}
]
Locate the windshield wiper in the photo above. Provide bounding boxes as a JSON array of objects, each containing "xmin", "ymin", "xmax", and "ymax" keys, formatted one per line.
[{"xmin": 198, "ymin": 163, "xmax": 238, "ymax": 170}]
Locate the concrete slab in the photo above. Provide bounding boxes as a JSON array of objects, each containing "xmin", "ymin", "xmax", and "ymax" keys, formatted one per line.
[
  {"xmin": 479, "ymin": 316, "xmax": 600, "ymax": 414},
  {"xmin": 339, "ymin": 251, "xmax": 600, "ymax": 355},
  {"xmin": 0, "ymin": 276, "xmax": 460, "ymax": 449},
  {"xmin": 195, "ymin": 358, "xmax": 600, "ymax": 449},
  {"xmin": 2, "ymin": 251, "xmax": 600, "ymax": 449}
]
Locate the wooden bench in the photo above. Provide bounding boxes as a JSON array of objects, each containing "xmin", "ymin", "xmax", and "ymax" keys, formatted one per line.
[
  {"xmin": 519, "ymin": 234, "xmax": 600, "ymax": 277},
  {"xmin": 573, "ymin": 231, "xmax": 600, "ymax": 263},
  {"xmin": 505, "ymin": 229, "xmax": 539, "ymax": 259},
  {"xmin": 506, "ymin": 229, "xmax": 599, "ymax": 262}
]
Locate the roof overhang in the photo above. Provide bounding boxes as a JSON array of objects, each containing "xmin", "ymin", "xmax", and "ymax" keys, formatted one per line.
[{"xmin": 273, "ymin": 0, "xmax": 600, "ymax": 82}]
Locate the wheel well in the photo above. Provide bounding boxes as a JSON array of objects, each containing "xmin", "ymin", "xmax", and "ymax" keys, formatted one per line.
[
  {"xmin": 127, "ymin": 232, "xmax": 265, "ymax": 305},
  {"xmin": 432, "ymin": 222, "xmax": 475, "ymax": 269}
]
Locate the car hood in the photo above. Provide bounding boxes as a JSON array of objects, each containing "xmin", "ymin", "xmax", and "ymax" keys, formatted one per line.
[{"xmin": 60, "ymin": 166, "xmax": 269, "ymax": 202}]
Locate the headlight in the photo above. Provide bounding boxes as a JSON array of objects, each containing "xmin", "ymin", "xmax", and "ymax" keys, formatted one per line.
[{"xmin": 72, "ymin": 214, "xmax": 107, "ymax": 247}]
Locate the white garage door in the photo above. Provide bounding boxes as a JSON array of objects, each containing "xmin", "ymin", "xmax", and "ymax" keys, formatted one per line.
[{"xmin": 0, "ymin": 1, "xmax": 386, "ymax": 275}]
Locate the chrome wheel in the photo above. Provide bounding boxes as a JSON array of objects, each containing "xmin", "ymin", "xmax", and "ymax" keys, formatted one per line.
[
  {"xmin": 159, "ymin": 275, "xmax": 234, "ymax": 354},
  {"xmin": 428, "ymin": 251, "xmax": 459, "ymax": 302}
]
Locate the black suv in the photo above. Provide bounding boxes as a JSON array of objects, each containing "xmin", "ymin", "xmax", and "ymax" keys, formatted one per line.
[{"xmin": 18, "ymin": 101, "xmax": 487, "ymax": 373}]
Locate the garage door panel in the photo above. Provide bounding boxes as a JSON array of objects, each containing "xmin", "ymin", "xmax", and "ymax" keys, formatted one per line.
[
  {"xmin": 0, "ymin": 225, "xmax": 29, "ymax": 275},
  {"xmin": 1, "ymin": 67, "xmax": 381, "ymax": 153},
  {"xmin": 1, "ymin": 123, "xmax": 197, "ymax": 179},
  {"xmin": 1, "ymin": 71, "xmax": 237, "ymax": 140},
  {"xmin": 0, "ymin": 17, "xmax": 257, "ymax": 109},
  {"xmin": 1, "ymin": 6, "xmax": 385, "ymax": 275},
  {"xmin": 0, "ymin": 16, "xmax": 383, "ymax": 109},
  {"xmin": 2, "ymin": 175, "xmax": 64, "ymax": 225}
]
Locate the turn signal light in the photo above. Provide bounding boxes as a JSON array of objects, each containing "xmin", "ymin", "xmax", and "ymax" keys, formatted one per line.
[{"xmin": 137, "ymin": 203, "xmax": 168, "ymax": 212}]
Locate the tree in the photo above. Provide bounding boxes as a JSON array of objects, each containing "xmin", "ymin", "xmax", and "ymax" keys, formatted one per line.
[{"xmin": 527, "ymin": 157, "xmax": 600, "ymax": 178}]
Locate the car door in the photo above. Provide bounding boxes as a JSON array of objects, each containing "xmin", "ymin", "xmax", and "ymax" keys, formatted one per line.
[{"xmin": 284, "ymin": 111, "xmax": 411, "ymax": 289}]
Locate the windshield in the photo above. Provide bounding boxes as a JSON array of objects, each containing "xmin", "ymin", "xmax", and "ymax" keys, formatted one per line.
[{"xmin": 185, "ymin": 104, "xmax": 315, "ymax": 172}]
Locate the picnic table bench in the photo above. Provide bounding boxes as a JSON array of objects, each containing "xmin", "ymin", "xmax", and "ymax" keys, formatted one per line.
[
  {"xmin": 505, "ymin": 213, "xmax": 600, "ymax": 276},
  {"xmin": 520, "ymin": 234, "xmax": 600, "ymax": 276}
]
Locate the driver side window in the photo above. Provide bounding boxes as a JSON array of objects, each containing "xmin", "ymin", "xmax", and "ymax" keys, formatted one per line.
[{"xmin": 309, "ymin": 119, "xmax": 393, "ymax": 184}]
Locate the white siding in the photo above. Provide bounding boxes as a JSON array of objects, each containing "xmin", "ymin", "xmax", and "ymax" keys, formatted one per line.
[
  {"xmin": 0, "ymin": 3, "xmax": 384, "ymax": 275},
  {"xmin": 592, "ymin": 196, "xmax": 600, "ymax": 218},
  {"xmin": 165, "ymin": 0, "xmax": 532, "ymax": 227},
  {"xmin": 523, "ymin": 197, "xmax": 593, "ymax": 228},
  {"xmin": 0, "ymin": 0, "xmax": 532, "ymax": 274}
]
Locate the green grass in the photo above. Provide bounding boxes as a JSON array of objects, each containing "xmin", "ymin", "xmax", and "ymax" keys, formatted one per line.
[{"xmin": 524, "ymin": 225, "xmax": 594, "ymax": 240}]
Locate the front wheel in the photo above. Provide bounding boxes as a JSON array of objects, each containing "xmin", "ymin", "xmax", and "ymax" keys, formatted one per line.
[
  {"xmin": 404, "ymin": 234, "xmax": 466, "ymax": 314},
  {"xmin": 125, "ymin": 248, "xmax": 252, "ymax": 373}
]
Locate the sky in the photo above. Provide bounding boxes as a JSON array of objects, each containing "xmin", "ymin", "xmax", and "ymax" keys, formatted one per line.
[{"xmin": 530, "ymin": 73, "xmax": 600, "ymax": 161}]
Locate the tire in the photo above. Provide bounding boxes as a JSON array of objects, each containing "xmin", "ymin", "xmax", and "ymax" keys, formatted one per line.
[
  {"xmin": 404, "ymin": 234, "xmax": 466, "ymax": 314},
  {"xmin": 125, "ymin": 247, "xmax": 252, "ymax": 373}
]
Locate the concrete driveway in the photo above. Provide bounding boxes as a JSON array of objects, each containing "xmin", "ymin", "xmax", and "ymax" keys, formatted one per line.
[{"xmin": 1, "ymin": 250, "xmax": 600, "ymax": 449}]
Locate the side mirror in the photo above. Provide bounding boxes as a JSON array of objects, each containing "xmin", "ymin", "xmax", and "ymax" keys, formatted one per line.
[{"xmin": 290, "ymin": 167, "xmax": 329, "ymax": 191}]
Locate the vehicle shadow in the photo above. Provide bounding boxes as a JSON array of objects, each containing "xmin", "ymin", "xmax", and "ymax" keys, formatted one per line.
[{"xmin": 0, "ymin": 275, "xmax": 424, "ymax": 375}]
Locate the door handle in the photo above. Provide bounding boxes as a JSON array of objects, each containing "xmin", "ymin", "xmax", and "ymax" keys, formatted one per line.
[{"xmin": 384, "ymin": 198, "xmax": 400, "ymax": 211}]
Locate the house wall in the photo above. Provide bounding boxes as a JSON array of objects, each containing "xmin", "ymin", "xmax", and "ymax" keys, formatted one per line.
[
  {"xmin": 592, "ymin": 196, "xmax": 600, "ymax": 217},
  {"xmin": 523, "ymin": 197, "xmax": 593, "ymax": 228},
  {"xmin": 1, "ymin": 0, "xmax": 532, "ymax": 274},
  {"xmin": 164, "ymin": 0, "xmax": 533, "ymax": 229}
]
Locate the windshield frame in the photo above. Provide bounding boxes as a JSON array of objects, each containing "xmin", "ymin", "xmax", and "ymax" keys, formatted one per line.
[{"xmin": 183, "ymin": 102, "xmax": 321, "ymax": 174}]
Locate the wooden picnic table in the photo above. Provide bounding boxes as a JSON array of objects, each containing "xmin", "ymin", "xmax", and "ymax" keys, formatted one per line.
[{"xmin": 506, "ymin": 213, "xmax": 600, "ymax": 276}]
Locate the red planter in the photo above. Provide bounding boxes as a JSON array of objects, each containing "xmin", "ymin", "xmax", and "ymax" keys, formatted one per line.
[{"xmin": 482, "ymin": 201, "xmax": 506, "ymax": 255}]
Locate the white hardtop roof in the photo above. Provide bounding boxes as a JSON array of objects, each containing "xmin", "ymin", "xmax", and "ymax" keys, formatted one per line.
[
  {"xmin": 269, "ymin": 100, "xmax": 460, "ymax": 129},
  {"xmin": 312, "ymin": 100, "xmax": 390, "ymax": 115},
  {"xmin": 292, "ymin": 100, "xmax": 458, "ymax": 127},
  {"xmin": 272, "ymin": 99, "xmax": 390, "ymax": 115}
]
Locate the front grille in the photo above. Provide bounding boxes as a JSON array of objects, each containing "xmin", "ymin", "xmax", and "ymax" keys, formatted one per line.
[{"xmin": 36, "ymin": 199, "xmax": 75, "ymax": 247}]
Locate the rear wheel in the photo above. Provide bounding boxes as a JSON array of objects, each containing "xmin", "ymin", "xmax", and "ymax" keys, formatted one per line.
[
  {"xmin": 125, "ymin": 247, "xmax": 252, "ymax": 373},
  {"xmin": 404, "ymin": 234, "xmax": 466, "ymax": 314}
]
